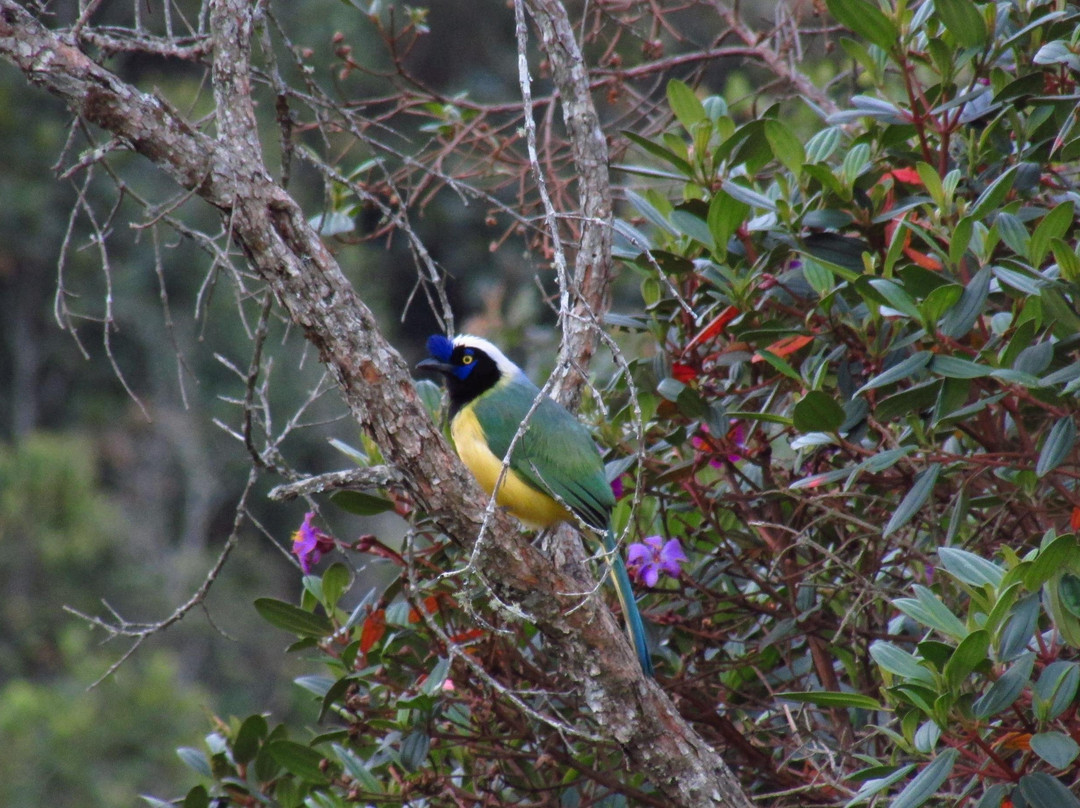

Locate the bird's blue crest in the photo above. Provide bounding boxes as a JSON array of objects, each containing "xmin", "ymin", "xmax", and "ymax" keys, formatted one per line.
[{"xmin": 427, "ymin": 334, "xmax": 455, "ymax": 362}]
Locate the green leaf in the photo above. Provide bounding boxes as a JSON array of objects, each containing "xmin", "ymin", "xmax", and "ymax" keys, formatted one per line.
[
  {"xmin": 754, "ymin": 349, "xmax": 803, "ymax": 383},
  {"xmin": 801, "ymin": 232, "xmax": 869, "ymax": 273},
  {"xmin": 176, "ymin": 747, "xmax": 211, "ymax": 778},
  {"xmin": 331, "ymin": 490, "xmax": 395, "ymax": 516},
  {"xmin": 914, "ymin": 720, "xmax": 941, "ymax": 754},
  {"xmin": 996, "ymin": 213, "xmax": 1031, "ymax": 261},
  {"xmin": 666, "ymin": 79, "xmax": 706, "ymax": 130},
  {"xmin": 1033, "ymin": 41, "xmax": 1080, "ymax": 71},
  {"xmin": 1030, "ymin": 731, "xmax": 1080, "ymax": 769},
  {"xmin": 670, "ymin": 209, "xmax": 716, "ymax": 250},
  {"xmin": 934, "ymin": 0, "xmax": 988, "ymax": 48},
  {"xmin": 805, "ymin": 126, "xmax": 842, "ymax": 163},
  {"xmin": 930, "ymin": 355, "xmax": 989, "ymax": 379},
  {"xmin": 1024, "ymin": 534, "xmax": 1080, "ymax": 590},
  {"xmin": 707, "ymin": 190, "xmax": 749, "ymax": 256},
  {"xmin": 1060, "ymin": 573, "xmax": 1080, "ymax": 619},
  {"xmin": 657, "ymin": 377, "xmax": 686, "ymax": 402},
  {"xmin": 267, "ymin": 740, "xmax": 331, "ymax": 784},
  {"xmin": 233, "ymin": 714, "xmax": 268, "ymax": 766},
  {"xmin": 883, "ymin": 464, "xmax": 940, "ymax": 538},
  {"xmin": 400, "ymin": 730, "xmax": 431, "ymax": 772},
  {"xmin": 721, "ymin": 180, "xmax": 777, "ymax": 212},
  {"xmin": 420, "ymin": 657, "xmax": 452, "ymax": 696},
  {"xmin": 1018, "ymin": 772, "xmax": 1080, "ymax": 808},
  {"xmin": 415, "ymin": 378, "xmax": 445, "ymax": 423},
  {"xmin": 626, "ymin": 190, "xmax": 678, "ymax": 236},
  {"xmin": 870, "ymin": 641, "xmax": 934, "ymax": 685},
  {"xmin": 1033, "ymin": 661, "xmax": 1080, "ymax": 721},
  {"xmin": 973, "ymin": 651, "xmax": 1034, "ymax": 718},
  {"xmin": 254, "ymin": 598, "xmax": 333, "ymax": 637},
  {"xmin": 333, "ymin": 743, "xmax": 383, "ymax": 793},
  {"xmin": 826, "ymin": 0, "xmax": 898, "ymax": 52},
  {"xmin": 310, "ymin": 210, "xmax": 355, "ymax": 237},
  {"xmin": 1030, "ymin": 202, "xmax": 1074, "ymax": 267},
  {"xmin": 868, "ymin": 278, "xmax": 922, "ymax": 320},
  {"xmin": 328, "ymin": 437, "xmax": 369, "ymax": 465},
  {"xmin": 949, "ymin": 217, "xmax": 974, "ymax": 266},
  {"xmin": 789, "ymin": 467, "xmax": 854, "ymax": 489},
  {"xmin": 294, "ymin": 675, "xmax": 335, "ymax": 698},
  {"xmin": 970, "ymin": 166, "xmax": 1018, "ymax": 220},
  {"xmin": 776, "ymin": 691, "xmax": 882, "ymax": 710},
  {"xmin": 321, "ymin": 562, "xmax": 352, "ymax": 609},
  {"xmin": 937, "ymin": 547, "xmax": 1005, "ymax": 588},
  {"xmin": 1052, "ymin": 238, "xmax": 1080, "ymax": 283},
  {"xmin": 920, "ymin": 284, "xmax": 962, "ymax": 325},
  {"xmin": 1013, "ymin": 341, "xmax": 1054, "ymax": 376},
  {"xmin": 998, "ymin": 593, "xmax": 1040, "ymax": 661},
  {"xmin": 764, "ymin": 119, "xmax": 806, "ymax": 176},
  {"xmin": 182, "ymin": 785, "xmax": 210, "ymax": 808},
  {"xmin": 862, "ymin": 446, "xmax": 916, "ymax": 473},
  {"xmin": 843, "ymin": 765, "xmax": 916, "ymax": 807},
  {"xmin": 857, "ymin": 351, "xmax": 932, "ymax": 395},
  {"xmin": 622, "ymin": 130, "xmax": 694, "ymax": 176},
  {"xmin": 141, "ymin": 797, "xmax": 178, "ymax": 808},
  {"xmin": 1042, "ymin": 288, "xmax": 1080, "ymax": 338},
  {"xmin": 891, "ymin": 748, "xmax": 959, "ymax": 808},
  {"xmin": 793, "ymin": 391, "xmax": 846, "ymax": 433},
  {"xmin": 894, "ymin": 585, "xmax": 968, "ymax": 640},
  {"xmin": 940, "ymin": 267, "xmax": 991, "ymax": 338},
  {"xmin": 1035, "ymin": 417, "xmax": 1077, "ymax": 477},
  {"xmin": 943, "ymin": 629, "xmax": 990, "ymax": 690}
]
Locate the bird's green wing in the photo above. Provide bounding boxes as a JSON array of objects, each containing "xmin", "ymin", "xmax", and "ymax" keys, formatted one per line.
[
  {"xmin": 472, "ymin": 378, "xmax": 615, "ymax": 530},
  {"xmin": 473, "ymin": 378, "xmax": 654, "ymax": 676}
]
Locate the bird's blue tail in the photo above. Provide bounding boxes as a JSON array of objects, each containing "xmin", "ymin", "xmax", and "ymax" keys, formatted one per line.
[{"xmin": 604, "ymin": 529, "xmax": 655, "ymax": 677}]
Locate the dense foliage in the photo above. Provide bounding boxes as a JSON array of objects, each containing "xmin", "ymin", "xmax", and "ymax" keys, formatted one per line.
[
  {"xmin": 4, "ymin": 0, "xmax": 1080, "ymax": 805},
  {"xmin": 153, "ymin": 1, "xmax": 1080, "ymax": 806}
]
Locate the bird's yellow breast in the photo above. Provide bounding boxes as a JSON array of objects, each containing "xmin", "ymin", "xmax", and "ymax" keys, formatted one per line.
[{"xmin": 450, "ymin": 405, "xmax": 571, "ymax": 529}]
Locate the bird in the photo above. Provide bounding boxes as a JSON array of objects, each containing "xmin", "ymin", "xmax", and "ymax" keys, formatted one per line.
[{"xmin": 417, "ymin": 334, "xmax": 654, "ymax": 676}]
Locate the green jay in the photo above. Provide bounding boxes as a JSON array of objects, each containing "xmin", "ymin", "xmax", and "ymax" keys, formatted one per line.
[{"xmin": 418, "ymin": 334, "xmax": 654, "ymax": 676}]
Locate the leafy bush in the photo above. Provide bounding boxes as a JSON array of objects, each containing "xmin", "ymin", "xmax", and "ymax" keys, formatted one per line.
[{"xmin": 162, "ymin": 1, "xmax": 1080, "ymax": 806}]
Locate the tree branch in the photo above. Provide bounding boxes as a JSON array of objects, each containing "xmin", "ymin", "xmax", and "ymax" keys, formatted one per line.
[{"xmin": 524, "ymin": 0, "xmax": 614, "ymax": 407}]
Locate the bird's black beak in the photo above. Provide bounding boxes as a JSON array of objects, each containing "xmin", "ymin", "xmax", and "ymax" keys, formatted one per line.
[{"xmin": 416, "ymin": 358, "xmax": 455, "ymax": 376}]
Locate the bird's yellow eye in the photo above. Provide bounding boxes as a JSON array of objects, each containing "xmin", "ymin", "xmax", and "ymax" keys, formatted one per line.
[{"xmin": 461, "ymin": 354, "xmax": 474, "ymax": 365}]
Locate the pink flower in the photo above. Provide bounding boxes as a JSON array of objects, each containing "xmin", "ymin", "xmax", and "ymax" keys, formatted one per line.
[
  {"xmin": 627, "ymin": 536, "xmax": 687, "ymax": 587},
  {"xmin": 291, "ymin": 512, "xmax": 335, "ymax": 573},
  {"xmin": 692, "ymin": 420, "xmax": 746, "ymax": 466}
]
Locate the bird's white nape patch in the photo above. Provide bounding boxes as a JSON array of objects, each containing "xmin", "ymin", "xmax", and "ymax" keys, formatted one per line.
[{"xmin": 453, "ymin": 334, "xmax": 526, "ymax": 381}]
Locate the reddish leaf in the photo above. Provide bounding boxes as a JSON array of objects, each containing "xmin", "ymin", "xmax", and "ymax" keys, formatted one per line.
[
  {"xmin": 409, "ymin": 595, "xmax": 441, "ymax": 623},
  {"xmin": 671, "ymin": 362, "xmax": 697, "ymax": 382},
  {"xmin": 449, "ymin": 628, "xmax": 485, "ymax": 644},
  {"xmin": 360, "ymin": 608, "xmax": 386, "ymax": 655},
  {"xmin": 904, "ymin": 245, "xmax": 943, "ymax": 270},
  {"xmin": 752, "ymin": 334, "xmax": 813, "ymax": 361},
  {"xmin": 1071, "ymin": 507, "xmax": 1080, "ymax": 531},
  {"xmin": 885, "ymin": 214, "xmax": 943, "ymax": 270},
  {"xmin": 997, "ymin": 731, "xmax": 1032, "ymax": 751},
  {"xmin": 684, "ymin": 305, "xmax": 740, "ymax": 353},
  {"xmin": 888, "ymin": 167, "xmax": 922, "ymax": 185}
]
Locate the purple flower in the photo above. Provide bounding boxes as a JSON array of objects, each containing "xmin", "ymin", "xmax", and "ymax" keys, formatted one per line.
[
  {"xmin": 626, "ymin": 536, "xmax": 687, "ymax": 587},
  {"xmin": 611, "ymin": 475, "xmax": 626, "ymax": 500},
  {"xmin": 291, "ymin": 512, "xmax": 335, "ymax": 573}
]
